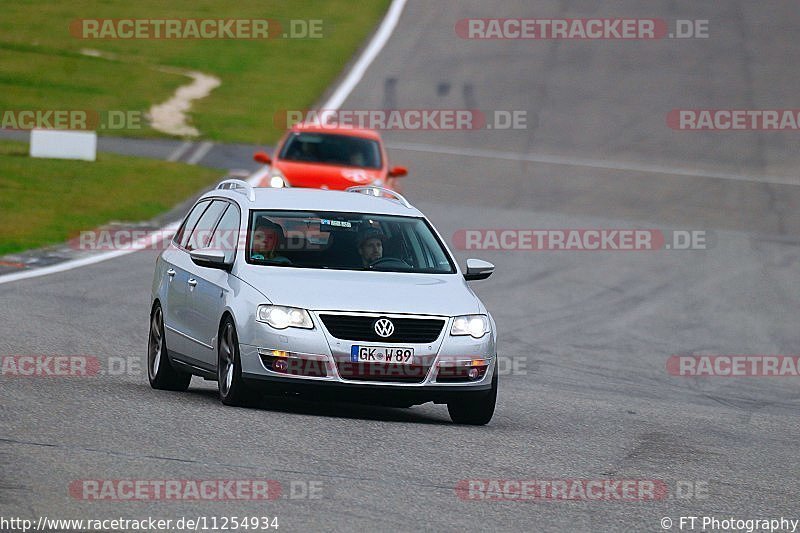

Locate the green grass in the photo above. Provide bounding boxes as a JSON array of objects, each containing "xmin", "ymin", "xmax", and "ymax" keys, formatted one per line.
[
  {"xmin": 0, "ymin": 0, "xmax": 391, "ymax": 143},
  {"xmin": 0, "ymin": 2, "xmax": 390, "ymax": 255},
  {"xmin": 0, "ymin": 140, "xmax": 221, "ymax": 255}
]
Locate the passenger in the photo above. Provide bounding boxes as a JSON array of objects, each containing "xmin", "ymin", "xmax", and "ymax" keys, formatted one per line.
[{"xmin": 251, "ymin": 218, "xmax": 291, "ymax": 264}]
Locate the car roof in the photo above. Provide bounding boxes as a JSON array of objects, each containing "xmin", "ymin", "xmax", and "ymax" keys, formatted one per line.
[
  {"xmin": 203, "ymin": 187, "xmax": 423, "ymax": 217},
  {"xmin": 290, "ymin": 122, "xmax": 383, "ymax": 141}
]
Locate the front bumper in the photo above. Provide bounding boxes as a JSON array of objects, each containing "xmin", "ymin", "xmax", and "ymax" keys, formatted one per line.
[{"xmin": 238, "ymin": 312, "xmax": 496, "ymax": 398}]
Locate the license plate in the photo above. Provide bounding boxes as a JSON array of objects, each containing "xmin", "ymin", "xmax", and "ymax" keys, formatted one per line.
[{"xmin": 351, "ymin": 345, "xmax": 414, "ymax": 364}]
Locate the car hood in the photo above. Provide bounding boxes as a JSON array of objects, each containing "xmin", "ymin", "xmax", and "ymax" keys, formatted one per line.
[
  {"xmin": 275, "ymin": 160, "xmax": 384, "ymax": 189},
  {"xmin": 240, "ymin": 267, "xmax": 480, "ymax": 316}
]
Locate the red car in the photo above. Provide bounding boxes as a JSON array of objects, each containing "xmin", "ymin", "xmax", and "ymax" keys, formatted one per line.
[{"xmin": 251, "ymin": 123, "xmax": 408, "ymax": 191}]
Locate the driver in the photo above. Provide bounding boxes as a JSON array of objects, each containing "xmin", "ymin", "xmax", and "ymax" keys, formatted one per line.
[
  {"xmin": 357, "ymin": 227, "xmax": 385, "ymax": 267},
  {"xmin": 251, "ymin": 218, "xmax": 291, "ymax": 264}
]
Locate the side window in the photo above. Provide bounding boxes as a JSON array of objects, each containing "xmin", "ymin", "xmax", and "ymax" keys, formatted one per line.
[
  {"xmin": 174, "ymin": 200, "xmax": 210, "ymax": 248},
  {"xmin": 209, "ymin": 204, "xmax": 241, "ymax": 263},
  {"xmin": 186, "ymin": 200, "xmax": 228, "ymax": 251}
]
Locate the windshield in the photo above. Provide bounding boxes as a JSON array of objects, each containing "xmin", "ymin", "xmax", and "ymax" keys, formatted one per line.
[
  {"xmin": 246, "ymin": 210, "xmax": 455, "ymax": 274},
  {"xmin": 279, "ymin": 132, "xmax": 382, "ymax": 169}
]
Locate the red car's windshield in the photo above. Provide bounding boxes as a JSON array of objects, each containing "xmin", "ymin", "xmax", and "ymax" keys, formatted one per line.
[{"xmin": 279, "ymin": 132, "xmax": 382, "ymax": 169}]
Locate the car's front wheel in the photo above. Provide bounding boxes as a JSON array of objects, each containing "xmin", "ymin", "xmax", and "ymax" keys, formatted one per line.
[
  {"xmin": 446, "ymin": 370, "xmax": 498, "ymax": 425},
  {"xmin": 218, "ymin": 317, "xmax": 256, "ymax": 406},
  {"xmin": 148, "ymin": 304, "xmax": 191, "ymax": 391}
]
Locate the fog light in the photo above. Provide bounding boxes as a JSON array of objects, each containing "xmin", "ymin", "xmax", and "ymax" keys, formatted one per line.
[
  {"xmin": 467, "ymin": 367, "xmax": 480, "ymax": 380},
  {"xmin": 273, "ymin": 359, "xmax": 288, "ymax": 372}
]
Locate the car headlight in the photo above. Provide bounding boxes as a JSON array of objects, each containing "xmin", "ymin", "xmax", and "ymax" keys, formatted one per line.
[
  {"xmin": 269, "ymin": 169, "xmax": 287, "ymax": 188},
  {"xmin": 257, "ymin": 305, "xmax": 313, "ymax": 329},
  {"xmin": 450, "ymin": 315, "xmax": 489, "ymax": 338}
]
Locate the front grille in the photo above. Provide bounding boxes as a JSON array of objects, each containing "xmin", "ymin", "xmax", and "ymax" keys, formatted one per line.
[{"xmin": 319, "ymin": 314, "xmax": 445, "ymax": 343}]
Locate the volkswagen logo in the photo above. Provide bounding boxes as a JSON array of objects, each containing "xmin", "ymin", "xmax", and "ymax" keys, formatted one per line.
[{"xmin": 374, "ymin": 318, "xmax": 395, "ymax": 338}]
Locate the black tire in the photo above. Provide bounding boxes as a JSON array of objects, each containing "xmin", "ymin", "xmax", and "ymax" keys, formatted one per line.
[
  {"xmin": 217, "ymin": 316, "xmax": 256, "ymax": 406},
  {"xmin": 447, "ymin": 370, "xmax": 498, "ymax": 425},
  {"xmin": 148, "ymin": 304, "xmax": 192, "ymax": 391}
]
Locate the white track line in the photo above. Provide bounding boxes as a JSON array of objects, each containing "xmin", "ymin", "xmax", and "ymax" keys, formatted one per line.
[
  {"xmin": 167, "ymin": 141, "xmax": 193, "ymax": 162},
  {"xmin": 186, "ymin": 141, "xmax": 214, "ymax": 165},
  {"xmin": 388, "ymin": 141, "xmax": 800, "ymax": 187},
  {"xmin": 319, "ymin": 0, "xmax": 408, "ymax": 110},
  {"xmin": 0, "ymin": 0, "xmax": 409, "ymax": 287},
  {"xmin": 0, "ymin": 222, "xmax": 180, "ymax": 285}
]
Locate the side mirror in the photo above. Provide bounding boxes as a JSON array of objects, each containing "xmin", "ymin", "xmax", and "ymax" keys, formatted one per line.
[
  {"xmin": 190, "ymin": 248, "xmax": 232, "ymax": 271},
  {"xmin": 388, "ymin": 165, "xmax": 408, "ymax": 177},
  {"xmin": 253, "ymin": 151, "xmax": 272, "ymax": 165},
  {"xmin": 464, "ymin": 258, "xmax": 494, "ymax": 281}
]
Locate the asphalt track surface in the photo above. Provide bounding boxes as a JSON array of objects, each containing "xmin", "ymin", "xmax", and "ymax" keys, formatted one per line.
[{"xmin": 2, "ymin": 2, "xmax": 800, "ymax": 532}]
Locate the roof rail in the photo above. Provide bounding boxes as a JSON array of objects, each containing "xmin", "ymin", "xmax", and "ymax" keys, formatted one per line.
[
  {"xmin": 216, "ymin": 178, "xmax": 255, "ymax": 201},
  {"xmin": 345, "ymin": 186, "xmax": 412, "ymax": 208}
]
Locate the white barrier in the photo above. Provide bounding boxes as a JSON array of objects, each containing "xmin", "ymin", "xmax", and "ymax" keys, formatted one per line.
[{"xmin": 29, "ymin": 129, "xmax": 97, "ymax": 161}]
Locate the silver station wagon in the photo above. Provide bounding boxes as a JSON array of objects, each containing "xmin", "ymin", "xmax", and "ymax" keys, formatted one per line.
[{"xmin": 148, "ymin": 180, "xmax": 498, "ymax": 424}]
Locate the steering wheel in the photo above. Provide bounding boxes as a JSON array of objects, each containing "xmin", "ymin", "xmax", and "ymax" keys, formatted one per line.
[{"xmin": 369, "ymin": 257, "xmax": 412, "ymax": 270}]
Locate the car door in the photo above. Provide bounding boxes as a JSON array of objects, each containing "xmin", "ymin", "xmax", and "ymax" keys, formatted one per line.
[
  {"xmin": 187, "ymin": 202, "xmax": 241, "ymax": 367},
  {"xmin": 162, "ymin": 200, "xmax": 210, "ymax": 359},
  {"xmin": 178, "ymin": 199, "xmax": 230, "ymax": 367},
  {"xmin": 167, "ymin": 200, "xmax": 227, "ymax": 363}
]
